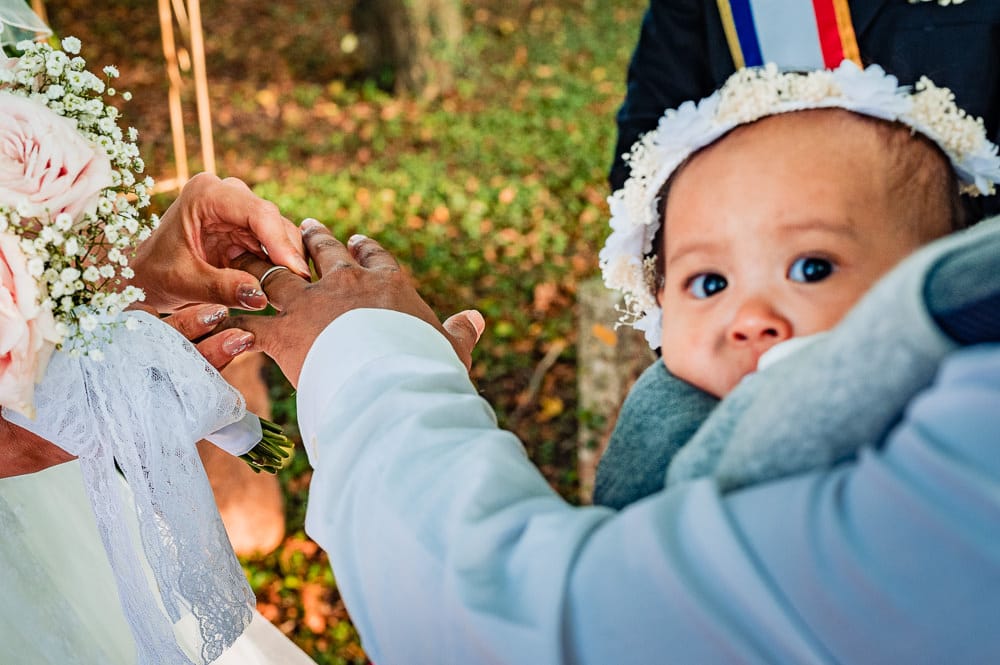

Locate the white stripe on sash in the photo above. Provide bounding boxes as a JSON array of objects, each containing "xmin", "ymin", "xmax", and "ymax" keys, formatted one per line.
[{"xmin": 747, "ymin": 0, "xmax": 825, "ymax": 70}]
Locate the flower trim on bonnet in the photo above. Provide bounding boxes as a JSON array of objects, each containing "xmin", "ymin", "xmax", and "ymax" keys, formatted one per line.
[{"xmin": 600, "ymin": 60, "xmax": 1000, "ymax": 349}]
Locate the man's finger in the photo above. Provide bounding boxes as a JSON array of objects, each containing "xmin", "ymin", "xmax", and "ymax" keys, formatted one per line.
[
  {"xmin": 300, "ymin": 219, "xmax": 353, "ymax": 278},
  {"xmin": 223, "ymin": 314, "xmax": 306, "ymax": 386},
  {"xmin": 348, "ymin": 234, "xmax": 400, "ymax": 271},
  {"xmin": 442, "ymin": 310, "xmax": 485, "ymax": 371},
  {"xmin": 229, "ymin": 253, "xmax": 305, "ymax": 310}
]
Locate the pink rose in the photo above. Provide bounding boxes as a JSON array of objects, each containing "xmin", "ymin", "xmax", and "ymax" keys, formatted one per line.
[
  {"xmin": 0, "ymin": 232, "xmax": 59, "ymax": 417},
  {"xmin": 0, "ymin": 91, "xmax": 112, "ymax": 222}
]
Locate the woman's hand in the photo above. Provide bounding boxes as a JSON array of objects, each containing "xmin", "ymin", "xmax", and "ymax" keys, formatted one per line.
[
  {"xmin": 133, "ymin": 303, "xmax": 255, "ymax": 371},
  {"xmin": 0, "ymin": 417, "xmax": 75, "ymax": 479},
  {"xmin": 129, "ymin": 173, "xmax": 310, "ymax": 313},
  {"xmin": 0, "ymin": 305, "xmax": 251, "ymax": 479}
]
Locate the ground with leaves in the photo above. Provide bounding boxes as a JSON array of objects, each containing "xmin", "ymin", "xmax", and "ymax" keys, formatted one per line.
[{"xmin": 48, "ymin": 1, "xmax": 644, "ymax": 662}]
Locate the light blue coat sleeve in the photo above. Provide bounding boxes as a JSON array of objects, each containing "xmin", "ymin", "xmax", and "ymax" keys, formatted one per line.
[{"xmin": 298, "ymin": 309, "xmax": 1000, "ymax": 665}]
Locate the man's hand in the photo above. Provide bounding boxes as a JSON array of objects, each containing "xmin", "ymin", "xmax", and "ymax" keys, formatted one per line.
[
  {"xmin": 129, "ymin": 173, "xmax": 310, "ymax": 312},
  {"xmin": 228, "ymin": 219, "xmax": 484, "ymax": 387}
]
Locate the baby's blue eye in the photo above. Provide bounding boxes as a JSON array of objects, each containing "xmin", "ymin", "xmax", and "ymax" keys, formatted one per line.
[
  {"xmin": 689, "ymin": 273, "xmax": 728, "ymax": 299},
  {"xmin": 788, "ymin": 257, "xmax": 834, "ymax": 283}
]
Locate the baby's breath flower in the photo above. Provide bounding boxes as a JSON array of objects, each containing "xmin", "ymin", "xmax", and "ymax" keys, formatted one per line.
[
  {"xmin": 1, "ymin": 38, "xmax": 156, "ymax": 354},
  {"xmin": 61, "ymin": 37, "xmax": 81, "ymax": 54}
]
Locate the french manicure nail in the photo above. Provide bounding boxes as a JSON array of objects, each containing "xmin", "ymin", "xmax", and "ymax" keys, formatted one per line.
[
  {"xmin": 201, "ymin": 307, "xmax": 227, "ymax": 326},
  {"xmin": 223, "ymin": 332, "xmax": 254, "ymax": 356},
  {"xmin": 238, "ymin": 285, "xmax": 266, "ymax": 309},
  {"xmin": 301, "ymin": 218, "xmax": 322, "ymax": 232},
  {"xmin": 291, "ymin": 255, "xmax": 310, "ymax": 275}
]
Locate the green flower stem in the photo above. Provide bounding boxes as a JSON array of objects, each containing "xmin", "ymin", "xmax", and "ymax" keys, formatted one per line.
[{"xmin": 239, "ymin": 417, "xmax": 295, "ymax": 474}]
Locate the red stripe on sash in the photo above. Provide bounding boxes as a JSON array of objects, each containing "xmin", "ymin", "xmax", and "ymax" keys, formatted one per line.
[{"xmin": 812, "ymin": 0, "xmax": 845, "ymax": 67}]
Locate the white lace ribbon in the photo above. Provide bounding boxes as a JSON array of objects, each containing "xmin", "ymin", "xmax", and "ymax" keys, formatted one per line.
[{"xmin": 4, "ymin": 311, "xmax": 255, "ymax": 664}]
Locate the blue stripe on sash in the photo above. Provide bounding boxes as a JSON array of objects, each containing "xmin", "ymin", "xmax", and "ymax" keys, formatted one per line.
[{"xmin": 729, "ymin": 0, "xmax": 764, "ymax": 67}]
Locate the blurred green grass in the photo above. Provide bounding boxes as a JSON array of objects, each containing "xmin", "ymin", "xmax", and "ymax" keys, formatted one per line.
[
  {"xmin": 60, "ymin": 0, "xmax": 645, "ymax": 661},
  {"xmin": 243, "ymin": 3, "xmax": 644, "ymax": 662}
]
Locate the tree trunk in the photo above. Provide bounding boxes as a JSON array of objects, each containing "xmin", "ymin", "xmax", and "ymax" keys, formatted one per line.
[{"xmin": 352, "ymin": 0, "xmax": 463, "ymax": 99}]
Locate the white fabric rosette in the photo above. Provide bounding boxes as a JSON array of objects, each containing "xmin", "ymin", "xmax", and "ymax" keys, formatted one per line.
[{"xmin": 4, "ymin": 311, "xmax": 260, "ymax": 665}]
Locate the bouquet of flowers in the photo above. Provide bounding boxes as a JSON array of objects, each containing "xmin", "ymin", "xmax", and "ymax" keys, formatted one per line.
[
  {"xmin": 0, "ymin": 36, "xmax": 152, "ymax": 412},
  {"xmin": 1, "ymin": 32, "xmax": 295, "ymax": 664},
  {"xmin": 0, "ymin": 37, "xmax": 291, "ymax": 471}
]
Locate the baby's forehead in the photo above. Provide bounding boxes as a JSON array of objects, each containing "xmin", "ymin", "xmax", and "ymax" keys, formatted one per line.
[
  {"xmin": 662, "ymin": 110, "xmax": 952, "ymax": 248},
  {"xmin": 668, "ymin": 109, "xmax": 945, "ymax": 204}
]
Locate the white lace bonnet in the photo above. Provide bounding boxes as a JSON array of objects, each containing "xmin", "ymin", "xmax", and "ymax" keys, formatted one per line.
[{"xmin": 600, "ymin": 61, "xmax": 1000, "ymax": 349}]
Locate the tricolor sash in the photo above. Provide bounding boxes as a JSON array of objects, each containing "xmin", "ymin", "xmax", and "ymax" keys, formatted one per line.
[{"xmin": 717, "ymin": 0, "xmax": 862, "ymax": 70}]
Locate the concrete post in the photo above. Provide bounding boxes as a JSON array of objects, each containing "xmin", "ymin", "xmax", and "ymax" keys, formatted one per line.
[{"xmin": 576, "ymin": 277, "xmax": 654, "ymax": 503}]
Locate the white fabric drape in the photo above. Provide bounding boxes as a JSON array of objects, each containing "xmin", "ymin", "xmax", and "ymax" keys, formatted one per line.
[
  {"xmin": 5, "ymin": 311, "xmax": 255, "ymax": 664},
  {"xmin": 0, "ymin": 461, "xmax": 316, "ymax": 664}
]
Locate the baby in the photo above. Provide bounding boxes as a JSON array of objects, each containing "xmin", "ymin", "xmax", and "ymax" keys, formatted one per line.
[{"xmin": 594, "ymin": 63, "xmax": 999, "ymax": 509}]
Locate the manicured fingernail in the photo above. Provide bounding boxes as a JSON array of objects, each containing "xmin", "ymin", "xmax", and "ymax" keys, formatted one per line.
[
  {"xmin": 348, "ymin": 233, "xmax": 367, "ymax": 247},
  {"xmin": 291, "ymin": 255, "xmax": 310, "ymax": 276},
  {"xmin": 301, "ymin": 218, "xmax": 322, "ymax": 232},
  {"xmin": 201, "ymin": 306, "xmax": 227, "ymax": 326},
  {"xmin": 465, "ymin": 310, "xmax": 486, "ymax": 340},
  {"xmin": 238, "ymin": 284, "xmax": 266, "ymax": 309},
  {"xmin": 223, "ymin": 332, "xmax": 254, "ymax": 356}
]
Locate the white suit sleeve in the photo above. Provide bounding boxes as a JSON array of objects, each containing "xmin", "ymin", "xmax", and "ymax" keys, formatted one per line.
[{"xmin": 298, "ymin": 310, "xmax": 1000, "ymax": 665}]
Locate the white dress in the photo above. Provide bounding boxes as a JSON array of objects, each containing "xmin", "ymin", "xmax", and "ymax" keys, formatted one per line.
[{"xmin": 0, "ymin": 460, "xmax": 315, "ymax": 665}]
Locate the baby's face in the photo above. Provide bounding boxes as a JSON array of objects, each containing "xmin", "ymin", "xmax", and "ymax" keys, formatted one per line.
[{"xmin": 658, "ymin": 110, "xmax": 946, "ymax": 398}]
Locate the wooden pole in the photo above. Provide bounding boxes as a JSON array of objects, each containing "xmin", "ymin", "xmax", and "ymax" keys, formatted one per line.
[
  {"xmin": 30, "ymin": 0, "xmax": 49, "ymax": 28},
  {"xmin": 158, "ymin": 0, "xmax": 189, "ymax": 187},
  {"xmin": 187, "ymin": 0, "xmax": 215, "ymax": 174}
]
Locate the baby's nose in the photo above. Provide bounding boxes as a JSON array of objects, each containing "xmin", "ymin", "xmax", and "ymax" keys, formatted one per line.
[{"xmin": 727, "ymin": 299, "xmax": 792, "ymax": 349}]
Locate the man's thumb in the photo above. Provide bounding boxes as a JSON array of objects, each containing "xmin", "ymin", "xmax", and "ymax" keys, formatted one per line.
[{"xmin": 442, "ymin": 310, "xmax": 485, "ymax": 370}]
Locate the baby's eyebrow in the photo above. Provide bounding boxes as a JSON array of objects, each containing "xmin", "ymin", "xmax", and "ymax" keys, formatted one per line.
[
  {"xmin": 664, "ymin": 239, "xmax": 722, "ymax": 266},
  {"xmin": 777, "ymin": 218, "xmax": 860, "ymax": 240}
]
